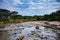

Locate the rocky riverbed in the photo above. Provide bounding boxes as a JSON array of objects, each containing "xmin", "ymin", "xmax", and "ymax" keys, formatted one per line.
[{"xmin": 0, "ymin": 21, "xmax": 60, "ymax": 40}]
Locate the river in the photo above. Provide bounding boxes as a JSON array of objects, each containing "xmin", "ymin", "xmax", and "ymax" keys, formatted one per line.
[{"xmin": 0, "ymin": 23, "xmax": 60, "ymax": 40}]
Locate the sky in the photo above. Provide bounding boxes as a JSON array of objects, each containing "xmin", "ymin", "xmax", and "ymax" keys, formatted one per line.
[{"xmin": 0, "ymin": 0, "xmax": 60, "ymax": 16}]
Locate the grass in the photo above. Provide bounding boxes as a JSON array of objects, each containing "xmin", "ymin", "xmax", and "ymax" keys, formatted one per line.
[
  {"xmin": 0, "ymin": 22, "xmax": 5, "ymax": 28},
  {"xmin": 0, "ymin": 19, "xmax": 30, "ymax": 28},
  {"xmin": 16, "ymin": 36, "xmax": 25, "ymax": 40}
]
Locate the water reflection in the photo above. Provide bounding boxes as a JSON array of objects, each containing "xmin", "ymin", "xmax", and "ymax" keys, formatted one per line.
[{"xmin": 0, "ymin": 24, "xmax": 60, "ymax": 40}]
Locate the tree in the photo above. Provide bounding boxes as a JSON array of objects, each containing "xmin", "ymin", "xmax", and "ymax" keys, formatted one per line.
[
  {"xmin": 0, "ymin": 9, "xmax": 10, "ymax": 18},
  {"xmin": 0, "ymin": 9, "xmax": 18, "ymax": 22},
  {"xmin": 10, "ymin": 11, "xmax": 18, "ymax": 16}
]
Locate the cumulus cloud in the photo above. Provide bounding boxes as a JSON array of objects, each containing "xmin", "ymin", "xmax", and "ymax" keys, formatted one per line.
[{"xmin": 0, "ymin": 0, "xmax": 60, "ymax": 16}]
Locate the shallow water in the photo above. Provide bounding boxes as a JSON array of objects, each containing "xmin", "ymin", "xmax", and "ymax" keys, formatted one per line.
[{"xmin": 0, "ymin": 23, "xmax": 59, "ymax": 40}]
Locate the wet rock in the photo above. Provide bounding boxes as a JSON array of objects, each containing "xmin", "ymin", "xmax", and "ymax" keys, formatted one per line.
[
  {"xmin": 34, "ymin": 38, "xmax": 38, "ymax": 40},
  {"xmin": 28, "ymin": 26, "xmax": 32, "ymax": 28},
  {"xmin": 37, "ymin": 30, "xmax": 41, "ymax": 33},
  {"xmin": 20, "ymin": 24, "xmax": 24, "ymax": 27},
  {"xmin": 16, "ymin": 38, "xmax": 19, "ymax": 40},
  {"xmin": 31, "ymin": 31, "xmax": 36, "ymax": 35},
  {"xmin": 35, "ymin": 34, "xmax": 40, "ymax": 37},
  {"xmin": 35, "ymin": 24, "xmax": 39, "ymax": 29},
  {"xmin": 35, "ymin": 26, "xmax": 39, "ymax": 29},
  {"xmin": 46, "ymin": 32, "xmax": 50, "ymax": 33},
  {"xmin": 20, "ymin": 32, "xmax": 21, "ymax": 33},
  {"xmin": 20, "ymin": 27, "xmax": 24, "ymax": 30},
  {"xmin": 14, "ymin": 32, "xmax": 17, "ymax": 35},
  {"xmin": 40, "ymin": 34, "xmax": 46, "ymax": 39}
]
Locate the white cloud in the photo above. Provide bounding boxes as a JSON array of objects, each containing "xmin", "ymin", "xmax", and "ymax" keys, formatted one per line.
[
  {"xmin": 13, "ymin": 0, "xmax": 23, "ymax": 4},
  {"xmin": 0, "ymin": 0, "xmax": 60, "ymax": 16}
]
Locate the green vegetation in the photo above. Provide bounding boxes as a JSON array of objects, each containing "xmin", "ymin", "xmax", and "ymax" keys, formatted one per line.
[{"xmin": 0, "ymin": 9, "xmax": 60, "ymax": 28}]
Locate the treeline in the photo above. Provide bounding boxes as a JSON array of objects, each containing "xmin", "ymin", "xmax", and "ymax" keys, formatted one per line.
[
  {"xmin": 42, "ymin": 10, "xmax": 60, "ymax": 21},
  {"xmin": 0, "ymin": 9, "xmax": 60, "ymax": 27},
  {"xmin": 0, "ymin": 9, "xmax": 60, "ymax": 24}
]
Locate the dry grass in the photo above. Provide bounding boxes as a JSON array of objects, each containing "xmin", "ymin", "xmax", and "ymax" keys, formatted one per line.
[{"xmin": 16, "ymin": 36, "xmax": 25, "ymax": 40}]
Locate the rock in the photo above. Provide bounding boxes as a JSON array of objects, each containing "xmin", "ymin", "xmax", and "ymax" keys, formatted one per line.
[
  {"xmin": 34, "ymin": 38, "xmax": 38, "ymax": 40},
  {"xmin": 35, "ymin": 25, "xmax": 39, "ymax": 29},
  {"xmin": 31, "ymin": 31, "xmax": 36, "ymax": 35},
  {"xmin": 16, "ymin": 36, "xmax": 25, "ymax": 40},
  {"xmin": 35, "ymin": 34, "xmax": 40, "ymax": 37},
  {"xmin": 40, "ymin": 34, "xmax": 46, "ymax": 39},
  {"xmin": 44, "ymin": 22, "xmax": 49, "ymax": 25},
  {"xmin": 35, "ymin": 26, "xmax": 39, "ymax": 29},
  {"xmin": 16, "ymin": 38, "xmax": 19, "ymax": 40},
  {"xmin": 35, "ymin": 24, "xmax": 39, "ymax": 29}
]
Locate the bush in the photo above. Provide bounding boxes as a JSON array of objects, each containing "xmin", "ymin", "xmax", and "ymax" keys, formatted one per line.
[{"xmin": 0, "ymin": 22, "xmax": 4, "ymax": 28}]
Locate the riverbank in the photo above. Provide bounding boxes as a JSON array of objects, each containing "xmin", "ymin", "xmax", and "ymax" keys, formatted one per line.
[
  {"xmin": 0, "ymin": 21, "xmax": 58, "ymax": 40},
  {"xmin": 0, "ymin": 21, "xmax": 59, "ymax": 30},
  {"xmin": 0, "ymin": 21, "xmax": 60, "ymax": 40}
]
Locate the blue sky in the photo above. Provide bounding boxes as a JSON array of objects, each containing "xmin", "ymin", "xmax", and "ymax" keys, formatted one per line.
[{"xmin": 0, "ymin": 0, "xmax": 60, "ymax": 16}]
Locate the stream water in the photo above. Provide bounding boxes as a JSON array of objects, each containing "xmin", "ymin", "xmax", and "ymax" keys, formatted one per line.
[{"xmin": 0, "ymin": 23, "xmax": 60, "ymax": 40}]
